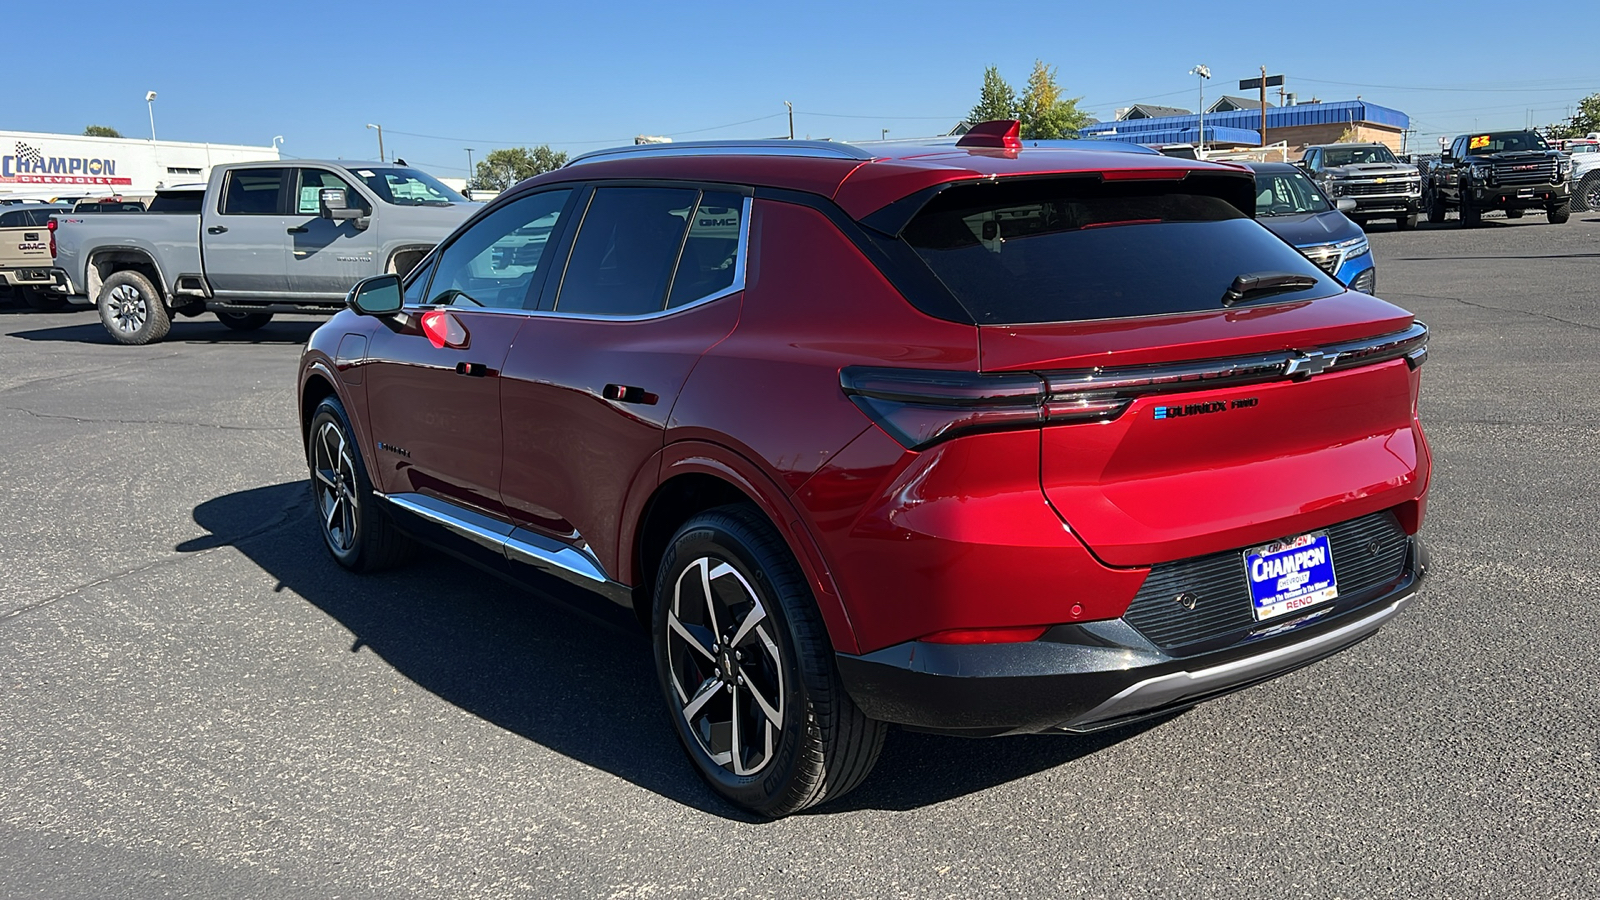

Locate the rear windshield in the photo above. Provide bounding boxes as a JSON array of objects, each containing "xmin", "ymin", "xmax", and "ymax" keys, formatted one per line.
[
  {"xmin": 901, "ymin": 178, "xmax": 1341, "ymax": 325},
  {"xmin": 148, "ymin": 191, "xmax": 204, "ymax": 213}
]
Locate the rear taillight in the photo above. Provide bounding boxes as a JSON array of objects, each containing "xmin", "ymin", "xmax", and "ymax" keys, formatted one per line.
[
  {"xmin": 46, "ymin": 218, "xmax": 56, "ymax": 258},
  {"xmin": 921, "ymin": 625, "xmax": 1049, "ymax": 644},
  {"xmin": 839, "ymin": 367, "xmax": 1128, "ymax": 451}
]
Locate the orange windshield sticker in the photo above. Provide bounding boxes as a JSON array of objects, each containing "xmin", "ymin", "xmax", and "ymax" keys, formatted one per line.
[{"xmin": 1469, "ymin": 135, "xmax": 1491, "ymax": 150}]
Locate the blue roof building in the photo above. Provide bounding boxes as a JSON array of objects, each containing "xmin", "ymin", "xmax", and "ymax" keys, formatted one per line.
[{"xmin": 1081, "ymin": 100, "xmax": 1412, "ymax": 154}]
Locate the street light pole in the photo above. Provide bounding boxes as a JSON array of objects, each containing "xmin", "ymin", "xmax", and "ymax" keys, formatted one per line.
[
  {"xmin": 146, "ymin": 91, "xmax": 158, "ymax": 141},
  {"xmin": 1189, "ymin": 65, "xmax": 1211, "ymax": 154},
  {"xmin": 365, "ymin": 123, "xmax": 385, "ymax": 162},
  {"xmin": 881, "ymin": 128, "xmax": 889, "ymax": 141},
  {"xmin": 785, "ymin": 101, "xmax": 794, "ymax": 140},
  {"xmin": 465, "ymin": 148, "xmax": 475, "ymax": 185}
]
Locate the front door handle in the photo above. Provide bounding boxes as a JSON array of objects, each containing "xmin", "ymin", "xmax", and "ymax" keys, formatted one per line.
[
  {"xmin": 207, "ymin": 225, "xmax": 228, "ymax": 234},
  {"xmin": 604, "ymin": 384, "xmax": 658, "ymax": 404},
  {"xmin": 287, "ymin": 226, "xmax": 309, "ymax": 234}
]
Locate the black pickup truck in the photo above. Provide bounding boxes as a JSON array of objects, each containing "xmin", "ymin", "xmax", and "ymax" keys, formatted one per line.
[{"xmin": 1423, "ymin": 130, "xmax": 1572, "ymax": 227}]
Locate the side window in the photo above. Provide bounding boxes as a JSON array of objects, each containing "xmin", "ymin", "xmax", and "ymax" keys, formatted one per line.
[
  {"xmin": 296, "ymin": 169, "xmax": 367, "ymax": 215},
  {"xmin": 666, "ymin": 192, "xmax": 744, "ymax": 309},
  {"xmin": 403, "ymin": 253, "xmax": 436, "ymax": 306},
  {"xmin": 221, "ymin": 168, "xmax": 285, "ymax": 216},
  {"xmin": 426, "ymin": 189, "xmax": 571, "ymax": 310},
  {"xmin": 555, "ymin": 187, "xmax": 697, "ymax": 317},
  {"xmin": 1306, "ymin": 150, "xmax": 1321, "ymax": 171}
]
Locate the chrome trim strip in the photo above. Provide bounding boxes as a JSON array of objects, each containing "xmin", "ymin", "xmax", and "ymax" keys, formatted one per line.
[
  {"xmin": 378, "ymin": 491, "xmax": 627, "ymax": 598},
  {"xmin": 384, "ymin": 492, "xmax": 511, "ymax": 551},
  {"xmin": 1061, "ymin": 588, "xmax": 1417, "ymax": 732},
  {"xmin": 567, "ymin": 140, "xmax": 875, "ymax": 166},
  {"xmin": 505, "ymin": 527, "xmax": 610, "ymax": 586}
]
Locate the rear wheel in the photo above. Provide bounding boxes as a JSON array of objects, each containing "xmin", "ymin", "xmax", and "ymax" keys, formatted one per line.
[
  {"xmin": 1459, "ymin": 201, "xmax": 1481, "ymax": 228},
  {"xmin": 1506, "ymin": 208, "xmax": 1524, "ymax": 219},
  {"xmin": 307, "ymin": 396, "xmax": 412, "ymax": 572},
  {"xmin": 97, "ymin": 271, "xmax": 171, "ymax": 345},
  {"xmin": 653, "ymin": 505, "xmax": 885, "ymax": 817},
  {"xmin": 1577, "ymin": 172, "xmax": 1600, "ymax": 213},
  {"xmin": 1397, "ymin": 213, "xmax": 1418, "ymax": 230},
  {"xmin": 216, "ymin": 310, "xmax": 274, "ymax": 331},
  {"xmin": 1426, "ymin": 189, "xmax": 1446, "ymax": 224},
  {"xmin": 1548, "ymin": 202, "xmax": 1571, "ymax": 225}
]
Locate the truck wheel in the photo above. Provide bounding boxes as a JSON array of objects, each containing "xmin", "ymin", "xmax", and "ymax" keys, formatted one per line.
[
  {"xmin": 1548, "ymin": 203, "xmax": 1571, "ymax": 225},
  {"xmin": 1577, "ymin": 172, "xmax": 1600, "ymax": 213},
  {"xmin": 1426, "ymin": 189, "xmax": 1446, "ymax": 224},
  {"xmin": 216, "ymin": 311, "xmax": 274, "ymax": 331},
  {"xmin": 653, "ymin": 505, "xmax": 886, "ymax": 817},
  {"xmin": 21, "ymin": 288, "xmax": 66, "ymax": 311},
  {"xmin": 1506, "ymin": 209, "xmax": 1524, "ymax": 219},
  {"xmin": 1459, "ymin": 202, "xmax": 1481, "ymax": 228},
  {"xmin": 1397, "ymin": 213, "xmax": 1418, "ymax": 230},
  {"xmin": 97, "ymin": 271, "xmax": 171, "ymax": 345}
]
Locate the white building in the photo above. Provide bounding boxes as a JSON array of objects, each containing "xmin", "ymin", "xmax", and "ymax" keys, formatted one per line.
[{"xmin": 0, "ymin": 130, "xmax": 279, "ymax": 200}]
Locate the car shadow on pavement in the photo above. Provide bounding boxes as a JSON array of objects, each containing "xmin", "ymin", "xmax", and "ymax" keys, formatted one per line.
[
  {"xmin": 182, "ymin": 481, "xmax": 1161, "ymax": 819},
  {"xmin": 8, "ymin": 319, "xmax": 318, "ymax": 345}
]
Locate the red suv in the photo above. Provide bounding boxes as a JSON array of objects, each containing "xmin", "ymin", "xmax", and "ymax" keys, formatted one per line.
[{"xmin": 297, "ymin": 121, "xmax": 1431, "ymax": 816}]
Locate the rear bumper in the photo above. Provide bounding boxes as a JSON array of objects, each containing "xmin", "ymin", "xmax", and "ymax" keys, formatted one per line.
[
  {"xmin": 837, "ymin": 535, "xmax": 1428, "ymax": 736},
  {"xmin": 0, "ymin": 267, "xmax": 68, "ymax": 290}
]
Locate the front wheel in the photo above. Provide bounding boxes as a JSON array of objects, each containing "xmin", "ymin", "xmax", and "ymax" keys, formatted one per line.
[
  {"xmin": 306, "ymin": 397, "xmax": 412, "ymax": 572},
  {"xmin": 1426, "ymin": 189, "xmax": 1446, "ymax": 224},
  {"xmin": 1548, "ymin": 202, "xmax": 1571, "ymax": 225},
  {"xmin": 216, "ymin": 310, "xmax": 274, "ymax": 331},
  {"xmin": 653, "ymin": 506, "xmax": 885, "ymax": 817},
  {"xmin": 97, "ymin": 271, "xmax": 171, "ymax": 345},
  {"xmin": 1459, "ymin": 201, "xmax": 1481, "ymax": 228},
  {"xmin": 1397, "ymin": 213, "xmax": 1418, "ymax": 230}
]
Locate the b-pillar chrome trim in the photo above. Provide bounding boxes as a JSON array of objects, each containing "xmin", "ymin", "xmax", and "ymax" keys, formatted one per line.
[{"xmin": 379, "ymin": 491, "xmax": 633, "ymax": 606}]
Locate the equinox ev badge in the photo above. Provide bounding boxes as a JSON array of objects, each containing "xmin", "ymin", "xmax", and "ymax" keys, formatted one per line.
[{"xmin": 1153, "ymin": 397, "xmax": 1258, "ymax": 420}]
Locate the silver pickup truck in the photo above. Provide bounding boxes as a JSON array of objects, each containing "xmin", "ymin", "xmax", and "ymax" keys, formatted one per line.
[{"xmin": 52, "ymin": 160, "xmax": 478, "ymax": 344}]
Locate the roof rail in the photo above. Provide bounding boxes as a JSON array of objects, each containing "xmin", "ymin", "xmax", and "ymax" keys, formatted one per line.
[{"xmin": 565, "ymin": 139, "xmax": 877, "ymax": 167}]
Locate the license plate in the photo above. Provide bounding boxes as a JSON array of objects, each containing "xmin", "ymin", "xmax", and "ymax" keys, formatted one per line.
[{"xmin": 1244, "ymin": 532, "xmax": 1338, "ymax": 621}]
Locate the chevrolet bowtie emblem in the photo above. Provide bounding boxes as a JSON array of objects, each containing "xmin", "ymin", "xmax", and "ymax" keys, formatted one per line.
[{"xmin": 1284, "ymin": 350, "xmax": 1335, "ymax": 378}]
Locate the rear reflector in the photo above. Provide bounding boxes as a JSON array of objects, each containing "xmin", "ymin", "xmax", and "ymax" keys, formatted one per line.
[{"xmin": 922, "ymin": 625, "xmax": 1050, "ymax": 644}]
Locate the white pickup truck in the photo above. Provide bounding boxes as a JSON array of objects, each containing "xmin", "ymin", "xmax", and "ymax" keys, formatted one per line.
[{"xmin": 52, "ymin": 160, "xmax": 479, "ymax": 344}]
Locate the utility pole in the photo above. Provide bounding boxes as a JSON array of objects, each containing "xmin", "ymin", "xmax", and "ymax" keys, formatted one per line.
[
  {"xmin": 465, "ymin": 148, "xmax": 475, "ymax": 185},
  {"xmin": 1189, "ymin": 65, "xmax": 1211, "ymax": 154},
  {"xmin": 785, "ymin": 101, "xmax": 794, "ymax": 140},
  {"xmin": 365, "ymin": 123, "xmax": 385, "ymax": 162},
  {"xmin": 1260, "ymin": 65, "xmax": 1268, "ymax": 148}
]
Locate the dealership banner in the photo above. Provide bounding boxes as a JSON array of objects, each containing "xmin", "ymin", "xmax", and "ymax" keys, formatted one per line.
[{"xmin": 1, "ymin": 141, "xmax": 133, "ymax": 185}]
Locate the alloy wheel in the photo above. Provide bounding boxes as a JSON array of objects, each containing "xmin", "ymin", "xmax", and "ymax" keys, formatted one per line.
[
  {"xmin": 311, "ymin": 420, "xmax": 359, "ymax": 553},
  {"xmin": 107, "ymin": 283, "xmax": 148, "ymax": 334},
  {"xmin": 665, "ymin": 556, "xmax": 785, "ymax": 777}
]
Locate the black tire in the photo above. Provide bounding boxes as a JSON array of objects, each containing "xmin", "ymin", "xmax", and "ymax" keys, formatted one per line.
[
  {"xmin": 97, "ymin": 270, "xmax": 171, "ymax": 345},
  {"xmin": 652, "ymin": 505, "xmax": 885, "ymax": 817},
  {"xmin": 216, "ymin": 310, "xmax": 274, "ymax": 331},
  {"xmin": 1506, "ymin": 208, "xmax": 1524, "ymax": 219},
  {"xmin": 1548, "ymin": 203, "xmax": 1571, "ymax": 225},
  {"xmin": 1426, "ymin": 189, "xmax": 1446, "ymax": 224},
  {"xmin": 306, "ymin": 396, "xmax": 413, "ymax": 573},
  {"xmin": 1459, "ymin": 201, "xmax": 1481, "ymax": 228},
  {"xmin": 1397, "ymin": 213, "xmax": 1418, "ymax": 230},
  {"xmin": 20, "ymin": 288, "xmax": 66, "ymax": 311},
  {"xmin": 1576, "ymin": 172, "xmax": 1600, "ymax": 213}
]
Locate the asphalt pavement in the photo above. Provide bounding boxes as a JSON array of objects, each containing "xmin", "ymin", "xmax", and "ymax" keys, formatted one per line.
[{"xmin": 1, "ymin": 212, "xmax": 1597, "ymax": 899}]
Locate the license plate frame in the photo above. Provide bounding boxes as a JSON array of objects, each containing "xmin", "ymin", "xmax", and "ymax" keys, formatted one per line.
[{"xmin": 1244, "ymin": 532, "xmax": 1338, "ymax": 621}]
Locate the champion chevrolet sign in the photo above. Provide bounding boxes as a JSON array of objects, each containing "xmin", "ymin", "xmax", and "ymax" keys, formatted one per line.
[{"xmin": 1, "ymin": 141, "xmax": 133, "ymax": 186}]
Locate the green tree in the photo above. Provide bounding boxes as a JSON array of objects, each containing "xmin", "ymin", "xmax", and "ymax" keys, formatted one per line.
[
  {"xmin": 83, "ymin": 125, "xmax": 122, "ymax": 138},
  {"xmin": 471, "ymin": 145, "xmax": 568, "ymax": 191},
  {"xmin": 1544, "ymin": 93, "xmax": 1600, "ymax": 139},
  {"xmin": 1017, "ymin": 60, "xmax": 1094, "ymax": 139},
  {"xmin": 968, "ymin": 65, "xmax": 1018, "ymax": 124}
]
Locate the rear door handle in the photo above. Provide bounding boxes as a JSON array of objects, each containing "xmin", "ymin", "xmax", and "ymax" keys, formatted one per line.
[
  {"xmin": 207, "ymin": 225, "xmax": 228, "ymax": 234},
  {"xmin": 287, "ymin": 226, "xmax": 308, "ymax": 234},
  {"xmin": 604, "ymin": 384, "xmax": 657, "ymax": 404},
  {"xmin": 455, "ymin": 362, "xmax": 490, "ymax": 377}
]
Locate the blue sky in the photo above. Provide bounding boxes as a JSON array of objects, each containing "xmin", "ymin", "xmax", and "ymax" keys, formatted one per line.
[{"xmin": 9, "ymin": 1, "xmax": 1596, "ymax": 176}]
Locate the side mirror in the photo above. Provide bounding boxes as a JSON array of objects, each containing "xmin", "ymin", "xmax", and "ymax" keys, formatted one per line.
[
  {"xmin": 1336, "ymin": 198, "xmax": 1358, "ymax": 213},
  {"xmin": 347, "ymin": 273, "xmax": 402, "ymax": 316},
  {"xmin": 319, "ymin": 188, "xmax": 363, "ymax": 222}
]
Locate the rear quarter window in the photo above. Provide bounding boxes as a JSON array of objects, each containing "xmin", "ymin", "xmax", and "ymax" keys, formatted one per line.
[{"xmin": 901, "ymin": 177, "xmax": 1341, "ymax": 325}]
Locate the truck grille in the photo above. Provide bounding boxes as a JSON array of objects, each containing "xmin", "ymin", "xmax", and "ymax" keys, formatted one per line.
[
  {"xmin": 1122, "ymin": 511, "xmax": 1411, "ymax": 652},
  {"xmin": 1492, "ymin": 160, "xmax": 1557, "ymax": 185},
  {"xmin": 1343, "ymin": 181, "xmax": 1415, "ymax": 196}
]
